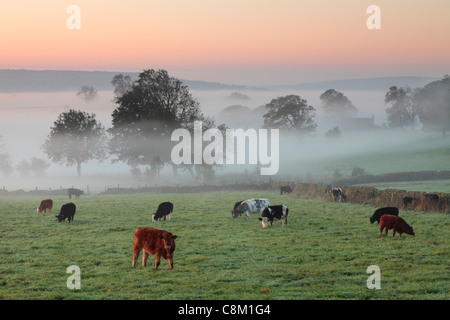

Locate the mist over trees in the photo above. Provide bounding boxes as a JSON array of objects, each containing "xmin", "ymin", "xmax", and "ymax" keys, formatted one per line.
[
  {"xmin": 320, "ymin": 89, "xmax": 358, "ymax": 116},
  {"xmin": 43, "ymin": 109, "xmax": 107, "ymax": 177},
  {"xmin": 111, "ymin": 74, "xmax": 132, "ymax": 98},
  {"xmin": 418, "ymin": 75, "xmax": 450, "ymax": 135},
  {"xmin": 384, "ymin": 75, "xmax": 450, "ymax": 133},
  {"xmin": 2, "ymin": 70, "xmax": 448, "ymax": 184},
  {"xmin": 108, "ymin": 69, "xmax": 207, "ymax": 178},
  {"xmin": 0, "ymin": 135, "xmax": 13, "ymax": 177},
  {"xmin": 262, "ymin": 95, "xmax": 317, "ymax": 135},
  {"xmin": 384, "ymin": 86, "xmax": 421, "ymax": 129},
  {"xmin": 76, "ymin": 86, "xmax": 98, "ymax": 106}
]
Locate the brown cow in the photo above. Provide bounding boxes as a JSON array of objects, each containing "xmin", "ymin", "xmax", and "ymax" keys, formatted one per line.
[
  {"xmin": 37, "ymin": 199, "xmax": 53, "ymax": 213},
  {"xmin": 132, "ymin": 227, "xmax": 178, "ymax": 270},
  {"xmin": 379, "ymin": 214, "xmax": 415, "ymax": 237}
]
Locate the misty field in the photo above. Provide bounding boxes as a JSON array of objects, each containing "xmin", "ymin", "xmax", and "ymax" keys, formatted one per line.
[{"xmin": 0, "ymin": 192, "xmax": 448, "ymax": 300}]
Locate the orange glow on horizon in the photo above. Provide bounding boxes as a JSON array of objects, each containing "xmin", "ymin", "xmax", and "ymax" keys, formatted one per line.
[{"xmin": 0, "ymin": 0, "xmax": 449, "ymax": 82}]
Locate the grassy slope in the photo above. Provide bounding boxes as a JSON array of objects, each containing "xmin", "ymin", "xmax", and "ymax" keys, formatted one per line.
[{"xmin": 0, "ymin": 192, "xmax": 448, "ymax": 300}]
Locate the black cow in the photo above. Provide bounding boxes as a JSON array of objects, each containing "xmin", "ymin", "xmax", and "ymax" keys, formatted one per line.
[
  {"xmin": 152, "ymin": 202, "xmax": 174, "ymax": 221},
  {"xmin": 402, "ymin": 196, "xmax": 417, "ymax": 208},
  {"xmin": 370, "ymin": 207, "xmax": 399, "ymax": 224},
  {"xmin": 280, "ymin": 186, "xmax": 293, "ymax": 195},
  {"xmin": 55, "ymin": 203, "xmax": 76, "ymax": 222},
  {"xmin": 68, "ymin": 188, "xmax": 84, "ymax": 199},
  {"xmin": 258, "ymin": 205, "xmax": 288, "ymax": 228},
  {"xmin": 332, "ymin": 187, "xmax": 347, "ymax": 202},
  {"xmin": 425, "ymin": 193, "xmax": 439, "ymax": 202}
]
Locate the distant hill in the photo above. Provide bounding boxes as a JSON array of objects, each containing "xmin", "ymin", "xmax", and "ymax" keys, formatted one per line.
[
  {"xmin": 286, "ymin": 76, "xmax": 440, "ymax": 91},
  {"xmin": 0, "ymin": 69, "xmax": 441, "ymax": 93},
  {"xmin": 0, "ymin": 69, "xmax": 257, "ymax": 93}
]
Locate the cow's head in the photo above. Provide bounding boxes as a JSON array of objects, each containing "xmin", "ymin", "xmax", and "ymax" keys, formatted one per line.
[
  {"xmin": 55, "ymin": 215, "xmax": 63, "ymax": 222},
  {"xmin": 404, "ymin": 225, "xmax": 415, "ymax": 236},
  {"xmin": 152, "ymin": 214, "xmax": 156, "ymax": 222},
  {"xmin": 231, "ymin": 202, "xmax": 247, "ymax": 218},
  {"xmin": 159, "ymin": 232, "xmax": 178, "ymax": 252},
  {"xmin": 258, "ymin": 217, "xmax": 272, "ymax": 228}
]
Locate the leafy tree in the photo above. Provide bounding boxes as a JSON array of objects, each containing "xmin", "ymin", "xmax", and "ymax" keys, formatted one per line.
[
  {"xmin": 16, "ymin": 160, "xmax": 31, "ymax": 177},
  {"xmin": 418, "ymin": 75, "xmax": 450, "ymax": 135},
  {"xmin": 111, "ymin": 74, "xmax": 133, "ymax": 98},
  {"xmin": 0, "ymin": 136, "xmax": 13, "ymax": 177},
  {"xmin": 384, "ymin": 86, "xmax": 421, "ymax": 129},
  {"xmin": 320, "ymin": 89, "xmax": 358, "ymax": 116},
  {"xmin": 30, "ymin": 157, "xmax": 50, "ymax": 177},
  {"xmin": 43, "ymin": 109, "xmax": 107, "ymax": 177},
  {"xmin": 76, "ymin": 86, "xmax": 98, "ymax": 106},
  {"xmin": 262, "ymin": 95, "xmax": 317, "ymax": 135},
  {"xmin": 108, "ymin": 69, "xmax": 205, "ymax": 175},
  {"xmin": 325, "ymin": 126, "xmax": 342, "ymax": 140}
]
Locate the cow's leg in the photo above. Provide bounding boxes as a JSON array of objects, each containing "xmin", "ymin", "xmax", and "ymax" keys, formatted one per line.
[
  {"xmin": 142, "ymin": 251, "xmax": 150, "ymax": 267},
  {"xmin": 168, "ymin": 253, "xmax": 174, "ymax": 269},
  {"xmin": 380, "ymin": 226, "xmax": 384, "ymax": 235},
  {"xmin": 132, "ymin": 247, "xmax": 141, "ymax": 268},
  {"xmin": 155, "ymin": 254, "xmax": 161, "ymax": 270}
]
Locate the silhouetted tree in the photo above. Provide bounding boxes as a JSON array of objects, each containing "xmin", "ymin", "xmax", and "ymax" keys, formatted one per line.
[
  {"xmin": 43, "ymin": 109, "xmax": 107, "ymax": 177},
  {"xmin": 111, "ymin": 74, "xmax": 133, "ymax": 98},
  {"xmin": 108, "ymin": 69, "xmax": 206, "ymax": 176},
  {"xmin": 76, "ymin": 86, "xmax": 98, "ymax": 106},
  {"xmin": 320, "ymin": 89, "xmax": 358, "ymax": 116},
  {"xmin": 418, "ymin": 75, "xmax": 450, "ymax": 135},
  {"xmin": 30, "ymin": 157, "xmax": 50, "ymax": 177},
  {"xmin": 263, "ymin": 95, "xmax": 317, "ymax": 135},
  {"xmin": 384, "ymin": 86, "xmax": 421, "ymax": 129},
  {"xmin": 16, "ymin": 160, "xmax": 31, "ymax": 177},
  {"xmin": 0, "ymin": 136, "xmax": 13, "ymax": 177}
]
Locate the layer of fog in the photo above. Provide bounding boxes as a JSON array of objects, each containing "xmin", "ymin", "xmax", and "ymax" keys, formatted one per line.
[{"xmin": 0, "ymin": 88, "xmax": 447, "ymax": 192}]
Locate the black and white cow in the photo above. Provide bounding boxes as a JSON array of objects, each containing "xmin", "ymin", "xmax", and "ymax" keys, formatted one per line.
[
  {"xmin": 332, "ymin": 187, "xmax": 347, "ymax": 202},
  {"xmin": 231, "ymin": 198, "xmax": 270, "ymax": 218},
  {"xmin": 152, "ymin": 202, "xmax": 174, "ymax": 221},
  {"xmin": 55, "ymin": 202, "xmax": 76, "ymax": 222},
  {"xmin": 369, "ymin": 207, "xmax": 399, "ymax": 224},
  {"xmin": 258, "ymin": 205, "xmax": 289, "ymax": 228}
]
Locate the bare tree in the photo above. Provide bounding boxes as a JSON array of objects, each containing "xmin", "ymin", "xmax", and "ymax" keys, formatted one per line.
[{"xmin": 76, "ymin": 86, "xmax": 98, "ymax": 106}]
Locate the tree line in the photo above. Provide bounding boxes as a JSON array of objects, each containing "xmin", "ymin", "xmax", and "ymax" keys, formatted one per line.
[{"xmin": 0, "ymin": 70, "xmax": 448, "ymax": 180}]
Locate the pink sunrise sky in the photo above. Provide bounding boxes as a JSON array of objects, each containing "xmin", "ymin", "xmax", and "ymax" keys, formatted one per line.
[{"xmin": 0, "ymin": 0, "xmax": 449, "ymax": 85}]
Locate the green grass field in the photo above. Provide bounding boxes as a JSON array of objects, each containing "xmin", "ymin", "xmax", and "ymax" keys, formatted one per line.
[{"xmin": 1, "ymin": 192, "xmax": 448, "ymax": 300}]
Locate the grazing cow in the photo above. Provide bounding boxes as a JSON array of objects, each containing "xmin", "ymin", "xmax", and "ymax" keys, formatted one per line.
[
  {"xmin": 132, "ymin": 227, "xmax": 178, "ymax": 270},
  {"xmin": 37, "ymin": 199, "xmax": 53, "ymax": 213},
  {"xmin": 259, "ymin": 205, "xmax": 289, "ymax": 228},
  {"xmin": 68, "ymin": 188, "xmax": 84, "ymax": 199},
  {"xmin": 332, "ymin": 187, "xmax": 347, "ymax": 202},
  {"xmin": 402, "ymin": 196, "xmax": 417, "ymax": 208},
  {"xmin": 379, "ymin": 214, "xmax": 415, "ymax": 237},
  {"xmin": 152, "ymin": 202, "xmax": 174, "ymax": 222},
  {"xmin": 231, "ymin": 198, "xmax": 270, "ymax": 218},
  {"xmin": 425, "ymin": 193, "xmax": 439, "ymax": 203},
  {"xmin": 55, "ymin": 202, "xmax": 76, "ymax": 222},
  {"xmin": 280, "ymin": 186, "xmax": 293, "ymax": 195},
  {"xmin": 370, "ymin": 207, "xmax": 399, "ymax": 224}
]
